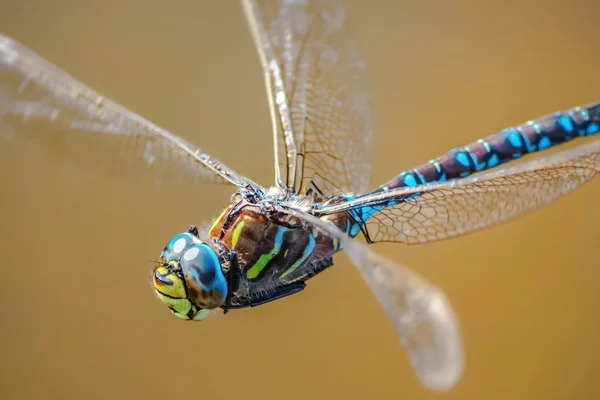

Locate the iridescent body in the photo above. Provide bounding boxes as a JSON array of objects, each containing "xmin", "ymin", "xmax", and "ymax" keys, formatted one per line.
[
  {"xmin": 206, "ymin": 201, "xmax": 341, "ymax": 308},
  {"xmin": 346, "ymin": 103, "xmax": 600, "ymax": 243},
  {"xmin": 1, "ymin": 0, "xmax": 598, "ymax": 392},
  {"xmin": 154, "ymin": 197, "xmax": 354, "ymax": 316},
  {"xmin": 153, "ymin": 102, "xmax": 599, "ymax": 316}
]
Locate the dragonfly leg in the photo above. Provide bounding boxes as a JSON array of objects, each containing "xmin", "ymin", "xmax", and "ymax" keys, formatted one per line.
[
  {"xmin": 247, "ymin": 282, "xmax": 306, "ymax": 307},
  {"xmin": 223, "ymin": 250, "xmax": 240, "ymax": 314},
  {"xmin": 220, "ymin": 198, "xmax": 247, "ymax": 239},
  {"xmin": 187, "ymin": 225, "xmax": 199, "ymax": 237}
]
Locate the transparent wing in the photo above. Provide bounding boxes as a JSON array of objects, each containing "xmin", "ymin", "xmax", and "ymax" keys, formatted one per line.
[
  {"xmin": 0, "ymin": 35, "xmax": 260, "ymax": 191},
  {"xmin": 282, "ymin": 207, "xmax": 463, "ymax": 391},
  {"xmin": 242, "ymin": 0, "xmax": 373, "ymax": 198},
  {"xmin": 314, "ymin": 139, "xmax": 599, "ymax": 244}
]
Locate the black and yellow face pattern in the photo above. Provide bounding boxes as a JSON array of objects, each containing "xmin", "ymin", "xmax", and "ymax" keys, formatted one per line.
[{"xmin": 152, "ymin": 232, "xmax": 227, "ymax": 321}]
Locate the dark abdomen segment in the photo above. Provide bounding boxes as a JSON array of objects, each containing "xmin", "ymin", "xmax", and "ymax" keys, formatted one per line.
[{"xmin": 379, "ymin": 102, "xmax": 599, "ymax": 191}]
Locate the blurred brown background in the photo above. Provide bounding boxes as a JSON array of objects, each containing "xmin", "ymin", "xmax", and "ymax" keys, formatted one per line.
[{"xmin": 0, "ymin": 1, "xmax": 599, "ymax": 399}]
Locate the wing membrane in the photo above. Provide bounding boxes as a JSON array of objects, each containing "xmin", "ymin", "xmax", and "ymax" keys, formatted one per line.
[
  {"xmin": 0, "ymin": 35, "xmax": 259, "ymax": 190},
  {"xmin": 283, "ymin": 207, "xmax": 463, "ymax": 391},
  {"xmin": 314, "ymin": 140, "xmax": 599, "ymax": 243},
  {"xmin": 242, "ymin": 0, "xmax": 373, "ymax": 197}
]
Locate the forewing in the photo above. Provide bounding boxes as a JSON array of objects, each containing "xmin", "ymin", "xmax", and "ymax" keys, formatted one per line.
[
  {"xmin": 0, "ymin": 35, "xmax": 258, "ymax": 190},
  {"xmin": 315, "ymin": 139, "xmax": 599, "ymax": 243},
  {"xmin": 242, "ymin": 0, "xmax": 373, "ymax": 197},
  {"xmin": 283, "ymin": 207, "xmax": 463, "ymax": 391}
]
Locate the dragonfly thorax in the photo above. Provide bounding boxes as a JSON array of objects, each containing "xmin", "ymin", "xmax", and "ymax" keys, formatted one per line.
[{"xmin": 265, "ymin": 185, "xmax": 287, "ymax": 200}]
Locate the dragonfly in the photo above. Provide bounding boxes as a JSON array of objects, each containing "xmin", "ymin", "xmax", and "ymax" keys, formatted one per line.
[{"xmin": 1, "ymin": 0, "xmax": 598, "ymax": 393}]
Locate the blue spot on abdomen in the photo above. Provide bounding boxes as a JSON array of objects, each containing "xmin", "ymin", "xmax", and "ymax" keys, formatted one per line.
[
  {"xmin": 487, "ymin": 153, "xmax": 499, "ymax": 168},
  {"xmin": 508, "ymin": 132, "xmax": 523, "ymax": 148},
  {"xmin": 456, "ymin": 152, "xmax": 470, "ymax": 168},
  {"xmin": 350, "ymin": 223, "xmax": 361, "ymax": 236},
  {"xmin": 402, "ymin": 173, "xmax": 418, "ymax": 187},
  {"xmin": 559, "ymin": 115, "xmax": 574, "ymax": 132},
  {"xmin": 538, "ymin": 136, "xmax": 551, "ymax": 150}
]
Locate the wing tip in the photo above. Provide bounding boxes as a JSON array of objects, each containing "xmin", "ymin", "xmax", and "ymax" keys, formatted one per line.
[
  {"xmin": 409, "ymin": 289, "xmax": 464, "ymax": 392},
  {"xmin": 0, "ymin": 34, "xmax": 25, "ymax": 68},
  {"xmin": 0, "ymin": 34, "xmax": 19, "ymax": 50}
]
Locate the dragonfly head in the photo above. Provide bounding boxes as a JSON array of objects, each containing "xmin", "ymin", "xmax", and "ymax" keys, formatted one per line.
[{"xmin": 152, "ymin": 230, "xmax": 228, "ymax": 321}]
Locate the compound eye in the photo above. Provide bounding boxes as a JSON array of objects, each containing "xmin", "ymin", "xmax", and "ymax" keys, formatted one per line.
[
  {"xmin": 179, "ymin": 244, "xmax": 227, "ymax": 309},
  {"xmin": 160, "ymin": 232, "xmax": 198, "ymax": 262}
]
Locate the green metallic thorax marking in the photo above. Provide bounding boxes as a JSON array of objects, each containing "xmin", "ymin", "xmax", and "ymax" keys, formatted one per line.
[
  {"xmin": 246, "ymin": 226, "xmax": 287, "ymax": 280},
  {"xmin": 231, "ymin": 219, "xmax": 245, "ymax": 249}
]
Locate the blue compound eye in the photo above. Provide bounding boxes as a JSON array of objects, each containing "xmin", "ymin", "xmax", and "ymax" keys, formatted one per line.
[
  {"xmin": 180, "ymin": 243, "xmax": 227, "ymax": 309},
  {"xmin": 160, "ymin": 232, "xmax": 197, "ymax": 262}
]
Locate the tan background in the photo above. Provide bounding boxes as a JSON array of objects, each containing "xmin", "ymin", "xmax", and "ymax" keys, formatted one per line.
[{"xmin": 1, "ymin": 1, "xmax": 599, "ymax": 399}]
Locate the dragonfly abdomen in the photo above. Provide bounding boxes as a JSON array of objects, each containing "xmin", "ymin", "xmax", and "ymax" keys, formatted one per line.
[{"xmin": 379, "ymin": 102, "xmax": 599, "ymax": 191}]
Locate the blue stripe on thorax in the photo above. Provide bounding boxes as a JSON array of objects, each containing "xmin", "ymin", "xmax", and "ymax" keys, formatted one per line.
[{"xmin": 280, "ymin": 234, "xmax": 315, "ymax": 279}]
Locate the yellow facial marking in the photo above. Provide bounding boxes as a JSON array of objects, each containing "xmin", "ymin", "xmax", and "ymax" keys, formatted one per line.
[
  {"xmin": 153, "ymin": 263, "xmax": 187, "ymax": 300},
  {"xmin": 172, "ymin": 311, "xmax": 191, "ymax": 320},
  {"xmin": 155, "ymin": 292, "xmax": 192, "ymax": 316}
]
